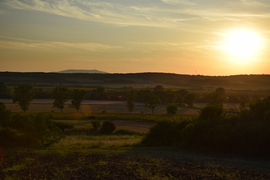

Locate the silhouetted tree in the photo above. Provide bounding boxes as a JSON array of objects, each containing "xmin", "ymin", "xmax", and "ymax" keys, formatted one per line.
[
  {"xmin": 208, "ymin": 87, "xmax": 226, "ymax": 105},
  {"xmin": 90, "ymin": 86, "xmax": 106, "ymax": 100},
  {"xmin": 70, "ymin": 89, "xmax": 86, "ymax": 112},
  {"xmin": 136, "ymin": 89, "xmax": 151, "ymax": 102},
  {"xmin": 184, "ymin": 93, "xmax": 196, "ymax": 107},
  {"xmin": 13, "ymin": 84, "xmax": 34, "ymax": 112},
  {"xmin": 166, "ymin": 104, "xmax": 178, "ymax": 114},
  {"xmin": 126, "ymin": 90, "xmax": 137, "ymax": 113},
  {"xmin": 52, "ymin": 87, "xmax": 69, "ymax": 112},
  {"xmin": 0, "ymin": 82, "xmax": 10, "ymax": 98},
  {"xmin": 34, "ymin": 88, "xmax": 50, "ymax": 99},
  {"xmin": 0, "ymin": 102, "xmax": 11, "ymax": 127},
  {"xmin": 126, "ymin": 101, "xmax": 134, "ymax": 114},
  {"xmin": 145, "ymin": 92, "xmax": 161, "ymax": 114}
]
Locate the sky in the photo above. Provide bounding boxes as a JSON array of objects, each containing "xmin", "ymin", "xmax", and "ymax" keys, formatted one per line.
[{"xmin": 0, "ymin": 0, "xmax": 270, "ymax": 75}]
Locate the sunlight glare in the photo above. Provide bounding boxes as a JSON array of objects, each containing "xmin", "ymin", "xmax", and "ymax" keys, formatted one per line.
[{"xmin": 220, "ymin": 29, "xmax": 263, "ymax": 64}]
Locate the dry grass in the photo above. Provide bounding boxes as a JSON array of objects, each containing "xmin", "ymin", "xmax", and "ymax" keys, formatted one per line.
[{"xmin": 51, "ymin": 135, "xmax": 142, "ymax": 149}]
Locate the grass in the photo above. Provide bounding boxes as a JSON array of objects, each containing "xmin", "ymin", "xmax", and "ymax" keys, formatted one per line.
[
  {"xmin": 49, "ymin": 112, "xmax": 196, "ymax": 123},
  {"xmin": 51, "ymin": 134, "xmax": 142, "ymax": 149},
  {"xmin": 1, "ymin": 112, "xmax": 270, "ymax": 179}
]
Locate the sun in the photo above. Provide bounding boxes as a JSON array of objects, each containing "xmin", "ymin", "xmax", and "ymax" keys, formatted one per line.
[{"xmin": 220, "ymin": 29, "xmax": 263, "ymax": 63}]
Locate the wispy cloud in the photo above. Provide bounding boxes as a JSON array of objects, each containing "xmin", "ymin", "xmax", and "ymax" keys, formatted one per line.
[
  {"xmin": 0, "ymin": 36, "xmax": 122, "ymax": 52},
  {"xmin": 161, "ymin": 0, "xmax": 196, "ymax": 6},
  {"xmin": 2, "ymin": 0, "xmax": 270, "ymax": 28}
]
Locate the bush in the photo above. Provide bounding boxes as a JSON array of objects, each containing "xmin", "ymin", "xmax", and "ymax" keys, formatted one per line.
[
  {"xmin": 0, "ymin": 128, "xmax": 24, "ymax": 147},
  {"xmin": 141, "ymin": 96, "xmax": 270, "ymax": 156},
  {"xmin": 53, "ymin": 122, "xmax": 74, "ymax": 132},
  {"xmin": 91, "ymin": 120, "xmax": 101, "ymax": 131},
  {"xmin": 142, "ymin": 121, "xmax": 185, "ymax": 146},
  {"xmin": 199, "ymin": 105, "xmax": 224, "ymax": 121},
  {"xmin": 0, "ymin": 102, "xmax": 11, "ymax": 127},
  {"xmin": 100, "ymin": 121, "xmax": 115, "ymax": 134},
  {"xmin": 166, "ymin": 104, "xmax": 178, "ymax": 114},
  {"xmin": 0, "ymin": 113, "xmax": 63, "ymax": 147}
]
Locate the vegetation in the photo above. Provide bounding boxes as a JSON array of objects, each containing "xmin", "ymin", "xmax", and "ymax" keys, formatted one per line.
[
  {"xmin": 53, "ymin": 121, "xmax": 74, "ymax": 132},
  {"xmin": 70, "ymin": 89, "xmax": 87, "ymax": 112},
  {"xmin": 0, "ymin": 82, "xmax": 11, "ymax": 98},
  {"xmin": 125, "ymin": 89, "xmax": 136, "ymax": 113},
  {"xmin": 166, "ymin": 104, "xmax": 178, "ymax": 114},
  {"xmin": 184, "ymin": 93, "xmax": 197, "ymax": 107},
  {"xmin": 1, "ymin": 101, "xmax": 270, "ymax": 179},
  {"xmin": 2, "ymin": 75, "xmax": 270, "ymax": 178},
  {"xmin": 52, "ymin": 87, "xmax": 69, "ymax": 112},
  {"xmin": 12, "ymin": 84, "xmax": 35, "ymax": 112},
  {"xmin": 100, "ymin": 121, "xmax": 116, "ymax": 134},
  {"xmin": 0, "ymin": 111, "xmax": 63, "ymax": 147},
  {"xmin": 142, "ymin": 96, "xmax": 270, "ymax": 156},
  {"xmin": 144, "ymin": 92, "xmax": 161, "ymax": 114},
  {"xmin": 90, "ymin": 120, "xmax": 101, "ymax": 131}
]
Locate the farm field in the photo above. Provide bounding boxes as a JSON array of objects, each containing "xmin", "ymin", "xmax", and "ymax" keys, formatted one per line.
[
  {"xmin": 0, "ymin": 99, "xmax": 239, "ymax": 114},
  {"xmin": 1, "ymin": 119, "xmax": 270, "ymax": 179}
]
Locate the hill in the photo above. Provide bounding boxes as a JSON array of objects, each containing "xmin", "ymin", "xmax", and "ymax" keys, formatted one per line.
[
  {"xmin": 0, "ymin": 72, "xmax": 270, "ymax": 89},
  {"xmin": 56, "ymin": 69, "xmax": 108, "ymax": 74}
]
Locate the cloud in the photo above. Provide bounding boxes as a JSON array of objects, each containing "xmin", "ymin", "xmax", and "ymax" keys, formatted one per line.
[
  {"xmin": 0, "ymin": 36, "xmax": 122, "ymax": 52},
  {"xmin": 3, "ymin": 0, "xmax": 270, "ymax": 29},
  {"xmin": 161, "ymin": 0, "xmax": 196, "ymax": 6}
]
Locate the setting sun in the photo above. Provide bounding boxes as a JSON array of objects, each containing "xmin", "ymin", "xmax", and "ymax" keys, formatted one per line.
[{"xmin": 220, "ymin": 29, "xmax": 263, "ymax": 63}]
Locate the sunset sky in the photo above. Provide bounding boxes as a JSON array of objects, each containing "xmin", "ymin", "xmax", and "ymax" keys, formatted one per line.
[{"xmin": 0, "ymin": 0, "xmax": 270, "ymax": 75}]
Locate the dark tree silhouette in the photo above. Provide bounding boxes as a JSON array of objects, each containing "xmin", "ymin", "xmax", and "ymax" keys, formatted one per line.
[
  {"xmin": 208, "ymin": 87, "xmax": 226, "ymax": 105},
  {"xmin": 167, "ymin": 104, "xmax": 178, "ymax": 114},
  {"xmin": 70, "ymin": 89, "xmax": 86, "ymax": 112},
  {"xmin": 13, "ymin": 84, "xmax": 34, "ymax": 112},
  {"xmin": 52, "ymin": 87, "xmax": 69, "ymax": 112},
  {"xmin": 126, "ymin": 90, "xmax": 137, "ymax": 113},
  {"xmin": 184, "ymin": 93, "xmax": 196, "ymax": 107},
  {"xmin": 0, "ymin": 82, "xmax": 10, "ymax": 98},
  {"xmin": 145, "ymin": 92, "xmax": 161, "ymax": 114},
  {"xmin": 126, "ymin": 101, "xmax": 134, "ymax": 114}
]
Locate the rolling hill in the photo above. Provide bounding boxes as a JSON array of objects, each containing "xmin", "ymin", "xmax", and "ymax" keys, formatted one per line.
[{"xmin": 0, "ymin": 71, "xmax": 270, "ymax": 89}]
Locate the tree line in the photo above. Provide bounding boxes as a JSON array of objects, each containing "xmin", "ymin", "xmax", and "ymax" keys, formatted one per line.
[{"xmin": 2, "ymin": 82, "xmax": 265, "ymax": 113}]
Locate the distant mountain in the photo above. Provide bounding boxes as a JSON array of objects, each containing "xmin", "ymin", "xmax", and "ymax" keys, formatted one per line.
[{"xmin": 57, "ymin": 69, "xmax": 108, "ymax": 74}]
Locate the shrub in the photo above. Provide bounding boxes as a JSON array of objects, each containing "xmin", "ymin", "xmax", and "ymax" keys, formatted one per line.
[
  {"xmin": 0, "ymin": 128, "xmax": 23, "ymax": 146},
  {"xmin": 91, "ymin": 120, "xmax": 101, "ymax": 131},
  {"xmin": 166, "ymin": 104, "xmax": 178, "ymax": 114},
  {"xmin": 199, "ymin": 105, "xmax": 224, "ymax": 121},
  {"xmin": 142, "ymin": 121, "xmax": 178, "ymax": 146},
  {"xmin": 53, "ymin": 122, "xmax": 74, "ymax": 132},
  {"xmin": 141, "ymin": 96, "xmax": 270, "ymax": 156},
  {"xmin": 22, "ymin": 114, "xmax": 63, "ymax": 147},
  {"xmin": 0, "ymin": 102, "xmax": 11, "ymax": 127},
  {"xmin": 0, "ymin": 113, "xmax": 63, "ymax": 147},
  {"xmin": 100, "ymin": 121, "xmax": 115, "ymax": 134}
]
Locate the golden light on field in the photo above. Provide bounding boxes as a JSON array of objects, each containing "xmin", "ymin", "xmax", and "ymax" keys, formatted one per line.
[{"xmin": 219, "ymin": 29, "xmax": 264, "ymax": 64}]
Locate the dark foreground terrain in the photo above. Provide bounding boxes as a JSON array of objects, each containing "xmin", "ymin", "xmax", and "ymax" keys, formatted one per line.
[{"xmin": 1, "ymin": 149, "xmax": 270, "ymax": 180}]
